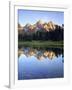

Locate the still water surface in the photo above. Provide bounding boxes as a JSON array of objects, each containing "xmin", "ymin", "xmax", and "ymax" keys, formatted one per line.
[{"xmin": 18, "ymin": 47, "xmax": 64, "ymax": 80}]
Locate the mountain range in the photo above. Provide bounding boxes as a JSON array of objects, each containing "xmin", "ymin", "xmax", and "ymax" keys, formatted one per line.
[{"xmin": 18, "ymin": 20, "xmax": 64, "ymax": 33}]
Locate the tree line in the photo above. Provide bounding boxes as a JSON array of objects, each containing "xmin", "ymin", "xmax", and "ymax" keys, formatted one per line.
[{"xmin": 18, "ymin": 25, "xmax": 64, "ymax": 41}]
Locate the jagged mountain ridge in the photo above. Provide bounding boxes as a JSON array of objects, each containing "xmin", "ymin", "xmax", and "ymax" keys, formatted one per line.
[{"xmin": 18, "ymin": 20, "xmax": 64, "ymax": 33}]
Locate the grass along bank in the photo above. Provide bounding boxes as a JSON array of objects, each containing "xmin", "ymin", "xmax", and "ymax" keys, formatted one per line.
[{"xmin": 18, "ymin": 40, "xmax": 63, "ymax": 48}]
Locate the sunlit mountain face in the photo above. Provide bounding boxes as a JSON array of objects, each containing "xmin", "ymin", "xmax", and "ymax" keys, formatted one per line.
[
  {"xmin": 18, "ymin": 20, "xmax": 64, "ymax": 33},
  {"xmin": 18, "ymin": 20, "xmax": 64, "ymax": 42}
]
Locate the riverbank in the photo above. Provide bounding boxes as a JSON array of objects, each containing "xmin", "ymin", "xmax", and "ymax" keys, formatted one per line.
[{"xmin": 18, "ymin": 40, "xmax": 63, "ymax": 48}]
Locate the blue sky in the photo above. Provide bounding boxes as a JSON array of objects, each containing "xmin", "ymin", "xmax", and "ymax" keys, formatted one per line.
[{"xmin": 18, "ymin": 9, "xmax": 64, "ymax": 26}]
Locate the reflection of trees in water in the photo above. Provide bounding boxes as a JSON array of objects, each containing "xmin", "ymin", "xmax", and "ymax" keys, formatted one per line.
[{"xmin": 18, "ymin": 47, "xmax": 63, "ymax": 60}]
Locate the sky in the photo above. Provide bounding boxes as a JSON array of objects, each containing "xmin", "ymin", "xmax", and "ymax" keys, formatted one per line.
[{"xmin": 18, "ymin": 9, "xmax": 64, "ymax": 26}]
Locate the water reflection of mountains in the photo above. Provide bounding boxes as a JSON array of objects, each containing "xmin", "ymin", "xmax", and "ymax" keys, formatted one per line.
[{"xmin": 18, "ymin": 47, "xmax": 64, "ymax": 60}]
